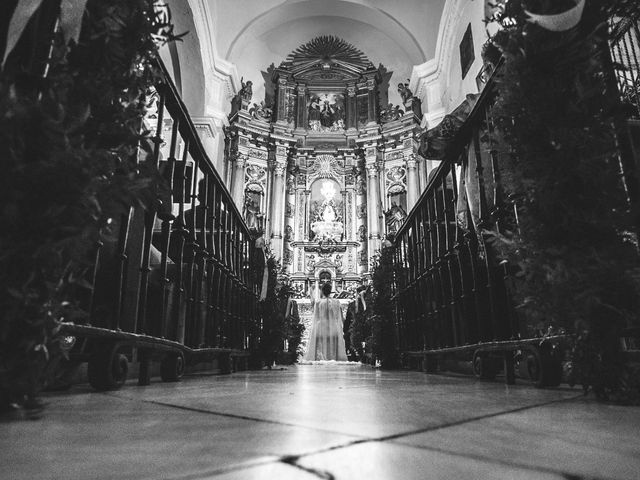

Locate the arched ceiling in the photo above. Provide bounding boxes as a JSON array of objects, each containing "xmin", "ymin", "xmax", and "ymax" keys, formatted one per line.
[{"xmin": 210, "ymin": 0, "xmax": 446, "ymax": 105}]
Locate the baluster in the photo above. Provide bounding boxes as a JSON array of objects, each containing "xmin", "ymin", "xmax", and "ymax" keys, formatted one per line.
[
  {"xmin": 195, "ymin": 174, "xmax": 210, "ymax": 348},
  {"xmin": 114, "ymin": 208, "xmax": 133, "ymax": 331},
  {"xmin": 170, "ymin": 128, "xmax": 189, "ymax": 343},
  {"xmin": 473, "ymin": 124, "xmax": 498, "ymax": 340},
  {"xmin": 137, "ymin": 93, "xmax": 165, "ymax": 336},
  {"xmin": 450, "ymin": 163, "xmax": 470, "ymax": 346},
  {"xmin": 441, "ymin": 171, "xmax": 458, "ymax": 348}
]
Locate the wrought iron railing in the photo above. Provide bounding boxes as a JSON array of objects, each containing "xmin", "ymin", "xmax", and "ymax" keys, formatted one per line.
[
  {"xmin": 65, "ymin": 60, "xmax": 261, "ymax": 387},
  {"xmin": 391, "ymin": 12, "xmax": 640, "ymax": 381},
  {"xmin": 391, "ymin": 76, "xmax": 517, "ymax": 356}
]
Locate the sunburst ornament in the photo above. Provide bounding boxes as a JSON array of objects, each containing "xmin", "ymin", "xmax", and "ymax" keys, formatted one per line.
[{"xmin": 285, "ymin": 36, "xmax": 373, "ymax": 73}]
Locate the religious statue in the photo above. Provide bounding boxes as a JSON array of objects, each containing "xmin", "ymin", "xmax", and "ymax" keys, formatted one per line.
[
  {"xmin": 397, "ymin": 80, "xmax": 413, "ymax": 106},
  {"xmin": 322, "ymin": 203, "xmax": 337, "ymax": 222},
  {"xmin": 310, "ymin": 180, "xmax": 344, "ymax": 242},
  {"xmin": 384, "ymin": 202, "xmax": 407, "ymax": 235},
  {"xmin": 244, "ymin": 195, "xmax": 263, "ymax": 232},
  {"xmin": 239, "ymin": 77, "xmax": 253, "ymax": 102}
]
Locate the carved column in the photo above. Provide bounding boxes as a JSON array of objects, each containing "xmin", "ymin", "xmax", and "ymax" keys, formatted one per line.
[
  {"xmin": 270, "ymin": 146, "xmax": 288, "ymax": 259},
  {"xmin": 355, "ymin": 170, "xmax": 367, "ymax": 275},
  {"xmin": 406, "ymin": 155, "xmax": 419, "ymax": 211},
  {"xmin": 283, "ymin": 169, "xmax": 296, "ymax": 274},
  {"xmin": 276, "ymin": 78, "xmax": 288, "ymax": 124},
  {"xmin": 294, "ymin": 180, "xmax": 306, "ymax": 273},
  {"xmin": 346, "ymin": 85, "xmax": 357, "ymax": 130},
  {"xmin": 303, "ymin": 189, "xmax": 311, "ymax": 241},
  {"xmin": 416, "ymin": 154, "xmax": 426, "ymax": 193},
  {"xmin": 232, "ymin": 154, "xmax": 247, "ymax": 209},
  {"xmin": 366, "ymin": 78, "xmax": 377, "ymax": 125},
  {"xmin": 296, "ymin": 84, "xmax": 307, "ymax": 130},
  {"xmin": 366, "ymin": 153, "xmax": 381, "ymax": 258}
]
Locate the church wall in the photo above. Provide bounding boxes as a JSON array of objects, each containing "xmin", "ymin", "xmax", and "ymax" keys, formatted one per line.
[{"xmin": 439, "ymin": 0, "xmax": 487, "ymax": 114}]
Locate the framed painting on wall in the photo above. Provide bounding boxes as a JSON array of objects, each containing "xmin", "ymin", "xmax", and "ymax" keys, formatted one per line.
[{"xmin": 460, "ymin": 23, "xmax": 475, "ymax": 80}]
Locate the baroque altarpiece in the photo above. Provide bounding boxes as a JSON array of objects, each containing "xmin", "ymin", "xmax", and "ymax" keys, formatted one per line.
[{"xmin": 225, "ymin": 36, "xmax": 425, "ymax": 306}]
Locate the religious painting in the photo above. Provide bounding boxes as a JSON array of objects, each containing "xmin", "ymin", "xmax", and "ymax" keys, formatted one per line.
[
  {"xmin": 307, "ymin": 92, "xmax": 345, "ymax": 132},
  {"xmin": 460, "ymin": 23, "xmax": 475, "ymax": 80}
]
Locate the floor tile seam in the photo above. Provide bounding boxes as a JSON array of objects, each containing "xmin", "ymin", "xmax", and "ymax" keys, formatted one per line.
[
  {"xmin": 156, "ymin": 456, "xmax": 281, "ymax": 480},
  {"xmin": 380, "ymin": 440, "xmax": 616, "ymax": 480},
  {"xmin": 280, "ymin": 456, "xmax": 336, "ymax": 480},
  {"xmin": 370, "ymin": 392, "xmax": 585, "ymax": 442},
  {"xmin": 275, "ymin": 393, "xmax": 585, "ymax": 462},
  {"xmin": 106, "ymin": 393, "xmax": 367, "ymax": 440}
]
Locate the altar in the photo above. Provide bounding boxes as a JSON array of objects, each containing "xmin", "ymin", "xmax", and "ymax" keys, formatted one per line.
[{"xmin": 226, "ymin": 35, "xmax": 424, "ymax": 299}]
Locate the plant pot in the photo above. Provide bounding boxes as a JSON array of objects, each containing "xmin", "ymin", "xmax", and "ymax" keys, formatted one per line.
[{"xmin": 524, "ymin": 0, "xmax": 585, "ymax": 32}]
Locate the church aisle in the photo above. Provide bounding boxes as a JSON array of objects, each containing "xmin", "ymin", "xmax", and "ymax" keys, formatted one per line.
[{"xmin": 2, "ymin": 365, "xmax": 638, "ymax": 480}]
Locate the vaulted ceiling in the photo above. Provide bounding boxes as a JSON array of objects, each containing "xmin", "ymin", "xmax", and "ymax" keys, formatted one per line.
[{"xmin": 209, "ymin": 0, "xmax": 446, "ymax": 105}]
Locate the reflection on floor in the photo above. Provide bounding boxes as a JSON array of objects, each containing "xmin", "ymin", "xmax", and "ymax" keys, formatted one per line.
[{"xmin": 2, "ymin": 365, "xmax": 639, "ymax": 480}]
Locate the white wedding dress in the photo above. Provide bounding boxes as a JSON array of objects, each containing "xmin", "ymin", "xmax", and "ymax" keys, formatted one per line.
[{"xmin": 303, "ymin": 291, "xmax": 348, "ymax": 361}]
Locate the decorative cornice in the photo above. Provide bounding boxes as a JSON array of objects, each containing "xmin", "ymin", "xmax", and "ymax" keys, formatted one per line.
[{"xmin": 191, "ymin": 116, "xmax": 219, "ymax": 138}]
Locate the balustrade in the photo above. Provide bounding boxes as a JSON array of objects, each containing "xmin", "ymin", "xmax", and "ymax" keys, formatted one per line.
[
  {"xmin": 392, "ymin": 13, "xmax": 640, "ymax": 376},
  {"xmin": 68, "ymin": 59, "xmax": 261, "ymax": 388}
]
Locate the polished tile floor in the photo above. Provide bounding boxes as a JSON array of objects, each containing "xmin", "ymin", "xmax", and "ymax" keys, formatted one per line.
[{"xmin": 2, "ymin": 364, "xmax": 639, "ymax": 479}]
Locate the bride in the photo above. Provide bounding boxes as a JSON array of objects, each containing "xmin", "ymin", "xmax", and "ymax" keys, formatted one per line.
[{"xmin": 303, "ymin": 282, "xmax": 348, "ymax": 361}]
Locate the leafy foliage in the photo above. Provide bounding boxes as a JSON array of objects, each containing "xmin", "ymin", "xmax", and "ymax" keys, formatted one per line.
[
  {"xmin": 255, "ymin": 246, "xmax": 303, "ymax": 365},
  {"xmin": 348, "ymin": 246, "xmax": 399, "ymax": 367},
  {"xmin": 0, "ymin": 0, "xmax": 178, "ymax": 411},
  {"xmin": 486, "ymin": 0, "xmax": 640, "ymax": 401}
]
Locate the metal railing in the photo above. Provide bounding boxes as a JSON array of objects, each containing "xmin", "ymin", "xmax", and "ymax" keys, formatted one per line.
[
  {"xmin": 392, "ymin": 13, "xmax": 640, "ymax": 370},
  {"xmin": 391, "ymin": 76, "xmax": 516, "ymax": 355},
  {"xmin": 83, "ymin": 60, "xmax": 260, "ymax": 359}
]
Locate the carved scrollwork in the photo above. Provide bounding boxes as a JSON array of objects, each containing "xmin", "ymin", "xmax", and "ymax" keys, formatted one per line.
[{"xmin": 380, "ymin": 103, "xmax": 405, "ymax": 123}]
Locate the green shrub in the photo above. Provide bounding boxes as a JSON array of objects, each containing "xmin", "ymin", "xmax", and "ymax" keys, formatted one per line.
[{"xmin": 0, "ymin": 0, "xmax": 177, "ymax": 411}]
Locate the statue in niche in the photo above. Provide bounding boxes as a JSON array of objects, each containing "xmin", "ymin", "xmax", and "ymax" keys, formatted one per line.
[
  {"xmin": 322, "ymin": 202, "xmax": 337, "ymax": 222},
  {"xmin": 239, "ymin": 78, "xmax": 253, "ymax": 102},
  {"xmin": 384, "ymin": 202, "xmax": 407, "ymax": 235},
  {"xmin": 244, "ymin": 190, "xmax": 263, "ymax": 233},
  {"xmin": 310, "ymin": 180, "xmax": 344, "ymax": 242}
]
